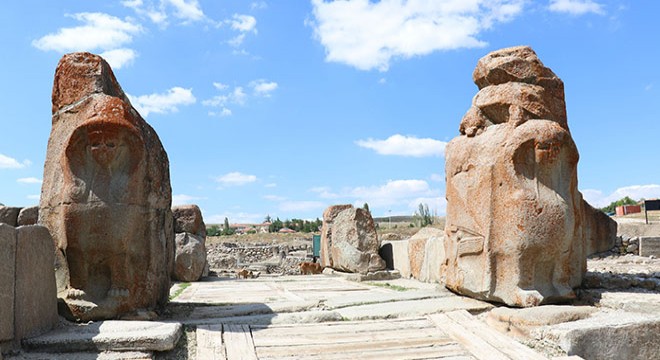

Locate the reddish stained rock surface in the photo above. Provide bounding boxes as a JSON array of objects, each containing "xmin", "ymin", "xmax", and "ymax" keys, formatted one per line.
[
  {"xmin": 39, "ymin": 52, "xmax": 174, "ymax": 321},
  {"xmin": 444, "ymin": 46, "xmax": 616, "ymax": 307},
  {"xmin": 320, "ymin": 205, "xmax": 386, "ymax": 274}
]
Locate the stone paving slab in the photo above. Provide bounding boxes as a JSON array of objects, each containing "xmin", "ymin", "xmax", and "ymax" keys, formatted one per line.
[
  {"xmin": 22, "ymin": 321, "xmax": 182, "ymax": 353},
  {"xmin": 336, "ymin": 296, "xmax": 493, "ymax": 321},
  {"xmin": 534, "ymin": 310, "xmax": 660, "ymax": 360},
  {"xmin": 6, "ymin": 350, "xmax": 153, "ymax": 360}
]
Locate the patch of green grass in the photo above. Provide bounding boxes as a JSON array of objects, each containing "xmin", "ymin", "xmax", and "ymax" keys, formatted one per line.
[
  {"xmin": 169, "ymin": 282, "xmax": 191, "ymax": 300},
  {"xmin": 366, "ymin": 282, "xmax": 410, "ymax": 292}
]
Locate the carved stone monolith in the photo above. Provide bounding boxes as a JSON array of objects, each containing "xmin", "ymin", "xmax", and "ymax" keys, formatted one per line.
[
  {"xmin": 444, "ymin": 46, "xmax": 616, "ymax": 307},
  {"xmin": 39, "ymin": 52, "xmax": 174, "ymax": 321}
]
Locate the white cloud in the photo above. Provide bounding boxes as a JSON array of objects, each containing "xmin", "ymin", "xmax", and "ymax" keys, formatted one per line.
[
  {"xmin": 251, "ymin": 80, "xmax": 278, "ymax": 97},
  {"xmin": 213, "ymin": 82, "xmax": 229, "ymax": 90},
  {"xmin": 215, "ymin": 172, "xmax": 257, "ymax": 186},
  {"xmin": 430, "ymin": 173, "xmax": 444, "ymax": 182},
  {"xmin": 27, "ymin": 195, "xmax": 41, "ymax": 201},
  {"xmin": 230, "ymin": 14, "xmax": 257, "ymax": 32},
  {"xmin": 0, "ymin": 154, "xmax": 30, "ymax": 169},
  {"xmin": 128, "ymin": 87, "xmax": 196, "ymax": 117},
  {"xmin": 350, "ymin": 179, "xmax": 434, "ymax": 208},
  {"xmin": 548, "ymin": 0, "xmax": 605, "ymax": 15},
  {"xmin": 123, "ymin": 0, "xmax": 205, "ymax": 25},
  {"xmin": 226, "ymin": 14, "xmax": 257, "ymax": 47},
  {"xmin": 279, "ymin": 201, "xmax": 326, "ymax": 213},
  {"xmin": 32, "ymin": 12, "xmax": 142, "ymax": 53},
  {"xmin": 204, "ymin": 81, "xmax": 272, "ymax": 116},
  {"xmin": 17, "ymin": 177, "xmax": 42, "ymax": 184},
  {"xmin": 309, "ymin": 0, "xmax": 525, "ymax": 71},
  {"xmin": 100, "ymin": 48, "xmax": 137, "ymax": 69},
  {"xmin": 172, "ymin": 194, "xmax": 206, "ymax": 206},
  {"xmin": 309, "ymin": 186, "xmax": 340, "ymax": 199},
  {"xmin": 582, "ymin": 184, "xmax": 660, "ymax": 208},
  {"xmin": 265, "ymin": 183, "xmax": 277, "ymax": 188},
  {"xmin": 206, "ymin": 212, "xmax": 264, "ymax": 225},
  {"xmin": 167, "ymin": 0, "xmax": 205, "ymax": 22},
  {"xmin": 264, "ymin": 195, "xmax": 287, "ymax": 202},
  {"xmin": 251, "ymin": 2, "xmax": 268, "ymax": 11},
  {"xmin": 356, "ymin": 134, "xmax": 446, "ymax": 157}
]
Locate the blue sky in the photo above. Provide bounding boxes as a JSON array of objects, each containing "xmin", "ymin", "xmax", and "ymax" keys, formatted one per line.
[{"xmin": 1, "ymin": 0, "xmax": 659, "ymax": 224}]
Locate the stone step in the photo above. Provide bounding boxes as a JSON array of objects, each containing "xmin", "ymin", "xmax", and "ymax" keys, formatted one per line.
[{"xmin": 21, "ymin": 321, "xmax": 182, "ymax": 353}]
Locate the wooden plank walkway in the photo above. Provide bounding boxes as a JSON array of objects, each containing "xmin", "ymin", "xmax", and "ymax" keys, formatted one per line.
[{"xmin": 196, "ymin": 310, "xmax": 548, "ymax": 359}]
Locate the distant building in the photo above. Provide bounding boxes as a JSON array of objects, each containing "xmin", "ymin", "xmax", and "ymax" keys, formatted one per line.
[
  {"xmin": 615, "ymin": 205, "xmax": 641, "ymax": 216},
  {"xmin": 278, "ymin": 227, "xmax": 296, "ymax": 234},
  {"xmin": 229, "ymin": 222, "xmax": 271, "ymax": 234}
]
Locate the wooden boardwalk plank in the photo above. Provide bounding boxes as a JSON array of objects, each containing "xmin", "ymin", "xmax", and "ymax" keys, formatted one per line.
[
  {"xmin": 224, "ymin": 324, "xmax": 258, "ymax": 360},
  {"xmin": 196, "ymin": 324, "xmax": 226, "ymax": 360},
  {"xmin": 260, "ymin": 343, "xmax": 471, "ymax": 360},
  {"xmin": 251, "ymin": 318, "xmax": 431, "ymax": 337},
  {"xmin": 255, "ymin": 336, "xmax": 455, "ymax": 358},
  {"xmin": 254, "ymin": 327, "xmax": 445, "ymax": 347},
  {"xmin": 429, "ymin": 310, "xmax": 546, "ymax": 360}
]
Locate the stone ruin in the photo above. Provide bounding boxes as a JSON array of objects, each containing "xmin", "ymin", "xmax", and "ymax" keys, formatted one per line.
[
  {"xmin": 39, "ymin": 52, "xmax": 174, "ymax": 321},
  {"xmin": 443, "ymin": 46, "xmax": 617, "ymax": 307},
  {"xmin": 0, "ymin": 224, "xmax": 58, "ymax": 351},
  {"xmin": 172, "ymin": 204, "xmax": 209, "ymax": 282},
  {"xmin": 320, "ymin": 204, "xmax": 386, "ymax": 274}
]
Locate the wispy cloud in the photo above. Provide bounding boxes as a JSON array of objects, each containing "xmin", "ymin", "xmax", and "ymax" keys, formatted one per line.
[
  {"xmin": 215, "ymin": 172, "xmax": 257, "ymax": 187},
  {"xmin": 356, "ymin": 134, "xmax": 446, "ymax": 157},
  {"xmin": 0, "ymin": 154, "xmax": 31, "ymax": 169},
  {"xmin": 226, "ymin": 14, "xmax": 257, "ymax": 47},
  {"xmin": 122, "ymin": 0, "xmax": 206, "ymax": 26},
  {"xmin": 582, "ymin": 184, "xmax": 660, "ymax": 208},
  {"xmin": 32, "ymin": 12, "xmax": 142, "ymax": 69},
  {"xmin": 206, "ymin": 212, "xmax": 264, "ymax": 225},
  {"xmin": 309, "ymin": 0, "xmax": 525, "ymax": 71},
  {"xmin": 251, "ymin": 79, "xmax": 278, "ymax": 97},
  {"xmin": 17, "ymin": 177, "xmax": 42, "ymax": 184},
  {"xmin": 279, "ymin": 200, "xmax": 326, "ymax": 213},
  {"xmin": 128, "ymin": 87, "xmax": 196, "ymax": 117},
  {"xmin": 172, "ymin": 194, "xmax": 206, "ymax": 206},
  {"xmin": 264, "ymin": 195, "xmax": 287, "ymax": 202},
  {"xmin": 548, "ymin": 0, "xmax": 605, "ymax": 16},
  {"xmin": 204, "ymin": 80, "xmax": 277, "ymax": 117}
]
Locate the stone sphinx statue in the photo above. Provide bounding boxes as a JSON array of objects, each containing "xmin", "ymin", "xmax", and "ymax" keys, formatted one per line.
[
  {"xmin": 39, "ymin": 53, "xmax": 174, "ymax": 321},
  {"xmin": 444, "ymin": 46, "xmax": 614, "ymax": 307}
]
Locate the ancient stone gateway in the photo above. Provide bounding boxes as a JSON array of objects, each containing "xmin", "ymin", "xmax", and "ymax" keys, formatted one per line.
[
  {"xmin": 444, "ymin": 46, "xmax": 616, "ymax": 307},
  {"xmin": 39, "ymin": 52, "xmax": 174, "ymax": 321}
]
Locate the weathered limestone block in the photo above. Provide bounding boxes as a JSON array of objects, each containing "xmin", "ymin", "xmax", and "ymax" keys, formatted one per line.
[
  {"xmin": 582, "ymin": 201, "xmax": 617, "ymax": 255},
  {"xmin": 639, "ymin": 237, "xmax": 660, "ymax": 257},
  {"xmin": 173, "ymin": 204, "xmax": 206, "ymax": 238},
  {"xmin": 0, "ymin": 224, "xmax": 16, "ymax": 342},
  {"xmin": 0, "ymin": 206, "xmax": 20, "ymax": 227},
  {"xmin": 380, "ymin": 240, "xmax": 411, "ymax": 278},
  {"xmin": 39, "ymin": 52, "xmax": 174, "ymax": 321},
  {"xmin": 408, "ymin": 227, "xmax": 446, "ymax": 283},
  {"xmin": 535, "ymin": 311, "xmax": 660, "ymax": 360},
  {"xmin": 320, "ymin": 205, "xmax": 386, "ymax": 274},
  {"xmin": 320, "ymin": 204, "xmax": 353, "ymax": 268},
  {"xmin": 14, "ymin": 225, "xmax": 58, "ymax": 340},
  {"xmin": 173, "ymin": 232, "xmax": 206, "ymax": 282},
  {"xmin": 17, "ymin": 206, "xmax": 39, "ymax": 226},
  {"xmin": 445, "ymin": 46, "xmax": 615, "ymax": 307}
]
